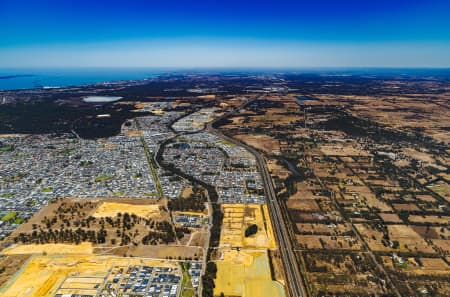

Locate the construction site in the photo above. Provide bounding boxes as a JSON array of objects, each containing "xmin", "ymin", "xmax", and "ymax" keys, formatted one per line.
[
  {"xmin": 0, "ymin": 198, "xmax": 204, "ymax": 297},
  {"xmin": 214, "ymin": 204, "xmax": 285, "ymax": 297}
]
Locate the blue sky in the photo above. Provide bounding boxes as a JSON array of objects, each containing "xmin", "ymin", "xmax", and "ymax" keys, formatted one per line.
[{"xmin": 1, "ymin": 0, "xmax": 450, "ymax": 67}]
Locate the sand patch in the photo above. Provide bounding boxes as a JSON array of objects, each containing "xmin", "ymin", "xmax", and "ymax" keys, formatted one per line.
[
  {"xmin": 93, "ymin": 202, "xmax": 161, "ymax": 218},
  {"xmin": 214, "ymin": 250, "xmax": 285, "ymax": 297},
  {"xmin": 2, "ymin": 243, "xmax": 93, "ymax": 255}
]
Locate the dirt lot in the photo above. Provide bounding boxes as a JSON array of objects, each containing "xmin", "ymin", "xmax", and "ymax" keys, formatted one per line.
[
  {"xmin": 287, "ymin": 198, "xmax": 321, "ymax": 212},
  {"xmin": 1, "ymin": 198, "xmax": 199, "ymax": 259},
  {"xmin": 126, "ymin": 245, "xmax": 203, "ymax": 259},
  {"xmin": 2, "ymin": 243, "xmax": 93, "ymax": 255},
  {"xmin": 302, "ymin": 251, "xmax": 388, "ymax": 296},
  {"xmin": 220, "ymin": 204, "xmax": 276, "ymax": 249},
  {"xmin": 296, "ymin": 223, "xmax": 353, "ymax": 236},
  {"xmin": 378, "ymin": 213, "xmax": 403, "ymax": 223},
  {"xmin": 268, "ymin": 249, "xmax": 286, "ymax": 285},
  {"xmin": 408, "ymin": 215, "xmax": 450, "ymax": 225},
  {"xmin": 412, "ymin": 226, "xmax": 450, "ymax": 240},
  {"xmin": 356, "ymin": 224, "xmax": 436, "ymax": 254},
  {"xmin": 355, "ymin": 224, "xmax": 398, "ymax": 252},
  {"xmin": 267, "ymin": 158, "xmax": 290, "ymax": 180},
  {"xmin": 319, "ymin": 143, "xmax": 371, "ymax": 157},
  {"xmin": 388, "ymin": 225, "xmax": 436, "ymax": 254},
  {"xmin": 392, "ymin": 203, "xmax": 421, "ymax": 212},
  {"xmin": 93, "ymin": 201, "xmax": 161, "ymax": 218},
  {"xmin": 214, "ymin": 249, "xmax": 285, "ymax": 297},
  {"xmin": 0, "ymin": 254, "xmax": 30, "ymax": 288},
  {"xmin": 432, "ymin": 239, "xmax": 450, "ymax": 254},
  {"xmin": 0, "ymin": 253, "xmax": 177, "ymax": 297},
  {"xmin": 296, "ymin": 235, "xmax": 362, "ymax": 250},
  {"xmin": 235, "ymin": 133, "xmax": 281, "ymax": 154},
  {"xmin": 380, "ymin": 254, "xmax": 450, "ymax": 296},
  {"xmin": 427, "ymin": 180, "xmax": 450, "ymax": 202},
  {"xmin": 382, "ymin": 256, "xmax": 450, "ymax": 276}
]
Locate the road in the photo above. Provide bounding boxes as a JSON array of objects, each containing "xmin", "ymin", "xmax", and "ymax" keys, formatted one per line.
[{"xmin": 207, "ymin": 100, "xmax": 307, "ymax": 297}]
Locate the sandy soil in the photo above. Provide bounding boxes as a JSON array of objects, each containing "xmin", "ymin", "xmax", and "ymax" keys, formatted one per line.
[
  {"xmin": 214, "ymin": 250, "xmax": 285, "ymax": 297},
  {"xmin": 220, "ymin": 204, "xmax": 276, "ymax": 249}
]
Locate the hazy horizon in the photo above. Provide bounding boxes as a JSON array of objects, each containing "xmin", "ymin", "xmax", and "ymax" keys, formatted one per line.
[{"xmin": 1, "ymin": 0, "xmax": 450, "ymax": 68}]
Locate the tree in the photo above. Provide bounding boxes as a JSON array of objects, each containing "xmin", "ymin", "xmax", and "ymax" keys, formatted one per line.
[{"xmin": 391, "ymin": 240, "xmax": 400, "ymax": 249}]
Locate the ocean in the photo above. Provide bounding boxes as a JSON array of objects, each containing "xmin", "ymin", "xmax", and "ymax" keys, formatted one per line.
[
  {"xmin": 0, "ymin": 68, "xmax": 167, "ymax": 91},
  {"xmin": 2, "ymin": 67, "xmax": 450, "ymax": 91}
]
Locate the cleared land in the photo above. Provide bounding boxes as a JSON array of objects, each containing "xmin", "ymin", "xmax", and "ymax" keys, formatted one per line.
[
  {"xmin": 0, "ymin": 199, "xmax": 193, "ymax": 297},
  {"xmin": 92, "ymin": 201, "xmax": 161, "ymax": 218},
  {"xmin": 220, "ymin": 204, "xmax": 276, "ymax": 249},
  {"xmin": 0, "ymin": 254, "xmax": 30, "ymax": 288},
  {"xmin": 234, "ymin": 134, "xmax": 281, "ymax": 154},
  {"xmin": 1, "ymin": 198, "xmax": 199, "ymax": 259},
  {"xmin": 0, "ymin": 253, "xmax": 177, "ymax": 297},
  {"xmin": 214, "ymin": 250, "xmax": 285, "ymax": 297},
  {"xmin": 2, "ymin": 242, "xmax": 93, "ymax": 255}
]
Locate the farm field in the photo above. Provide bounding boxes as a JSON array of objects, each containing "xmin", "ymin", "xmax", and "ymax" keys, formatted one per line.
[{"xmin": 218, "ymin": 92, "xmax": 450, "ymax": 296}]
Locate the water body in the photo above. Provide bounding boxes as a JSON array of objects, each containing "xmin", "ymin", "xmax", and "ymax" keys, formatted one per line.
[
  {"xmin": 296, "ymin": 96, "xmax": 315, "ymax": 101},
  {"xmin": 83, "ymin": 96, "xmax": 122, "ymax": 103},
  {"xmin": 2, "ymin": 68, "xmax": 450, "ymax": 91},
  {"xmin": 0, "ymin": 68, "xmax": 166, "ymax": 90},
  {"xmin": 296, "ymin": 95, "xmax": 316, "ymax": 106}
]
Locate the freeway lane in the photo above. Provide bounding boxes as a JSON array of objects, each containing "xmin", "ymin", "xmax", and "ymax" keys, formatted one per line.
[{"xmin": 207, "ymin": 101, "xmax": 306, "ymax": 297}]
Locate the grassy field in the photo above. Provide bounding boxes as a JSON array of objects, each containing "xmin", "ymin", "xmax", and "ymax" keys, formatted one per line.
[
  {"xmin": 181, "ymin": 262, "xmax": 195, "ymax": 297},
  {"xmin": 1, "ymin": 192, "xmax": 14, "ymax": 199},
  {"xmin": 94, "ymin": 175, "xmax": 112, "ymax": 182},
  {"xmin": 1, "ymin": 211, "xmax": 17, "ymax": 222},
  {"xmin": 140, "ymin": 134, "xmax": 164, "ymax": 198},
  {"xmin": 0, "ymin": 145, "xmax": 14, "ymax": 152}
]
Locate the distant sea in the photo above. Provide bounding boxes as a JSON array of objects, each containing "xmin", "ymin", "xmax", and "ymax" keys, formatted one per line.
[
  {"xmin": 1, "ymin": 67, "xmax": 450, "ymax": 91},
  {"xmin": 0, "ymin": 68, "xmax": 166, "ymax": 91}
]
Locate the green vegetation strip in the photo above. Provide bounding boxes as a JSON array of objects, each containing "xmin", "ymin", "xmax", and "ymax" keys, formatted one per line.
[
  {"xmin": 0, "ymin": 145, "xmax": 14, "ymax": 152},
  {"xmin": 2, "ymin": 192, "xmax": 14, "ymax": 199},
  {"xmin": 13, "ymin": 217, "xmax": 25, "ymax": 224},
  {"xmin": 94, "ymin": 175, "xmax": 112, "ymax": 182},
  {"xmin": 1, "ymin": 211, "xmax": 17, "ymax": 222},
  {"xmin": 140, "ymin": 135, "xmax": 163, "ymax": 199},
  {"xmin": 180, "ymin": 262, "xmax": 195, "ymax": 297}
]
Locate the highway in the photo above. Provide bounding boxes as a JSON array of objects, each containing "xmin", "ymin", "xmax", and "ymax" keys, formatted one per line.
[{"xmin": 207, "ymin": 100, "xmax": 306, "ymax": 297}]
